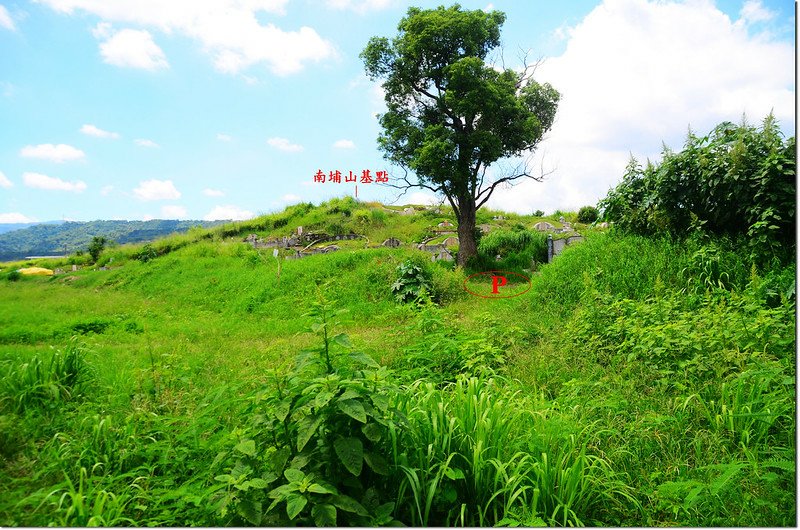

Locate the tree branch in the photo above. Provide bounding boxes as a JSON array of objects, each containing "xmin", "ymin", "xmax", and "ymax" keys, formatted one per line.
[
  {"xmin": 474, "ymin": 153, "xmax": 555, "ymax": 209},
  {"xmin": 515, "ymin": 48, "xmax": 544, "ymax": 89}
]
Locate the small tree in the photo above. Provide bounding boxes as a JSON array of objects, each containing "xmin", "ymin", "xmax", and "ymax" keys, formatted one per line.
[
  {"xmin": 87, "ymin": 236, "xmax": 107, "ymax": 263},
  {"xmin": 577, "ymin": 206, "xmax": 598, "ymax": 224},
  {"xmin": 361, "ymin": 5, "xmax": 560, "ymax": 266}
]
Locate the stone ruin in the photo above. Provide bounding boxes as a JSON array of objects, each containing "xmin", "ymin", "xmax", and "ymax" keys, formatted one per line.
[
  {"xmin": 548, "ymin": 234, "xmax": 586, "ymax": 263},
  {"xmin": 382, "ymin": 237, "xmax": 401, "ymax": 248},
  {"xmin": 416, "ymin": 242, "xmax": 454, "ymax": 262},
  {"xmin": 533, "ymin": 221, "xmax": 555, "ymax": 232},
  {"xmin": 442, "ymin": 236, "xmax": 459, "ymax": 248},
  {"xmin": 244, "ymin": 233, "xmax": 298, "ymax": 249}
]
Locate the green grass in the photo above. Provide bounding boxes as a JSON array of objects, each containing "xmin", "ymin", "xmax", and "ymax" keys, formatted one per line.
[{"xmin": 0, "ymin": 201, "xmax": 794, "ymax": 526}]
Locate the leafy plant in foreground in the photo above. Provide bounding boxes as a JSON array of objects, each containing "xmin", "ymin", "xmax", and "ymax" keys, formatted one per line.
[{"xmin": 213, "ymin": 294, "xmax": 400, "ymax": 526}]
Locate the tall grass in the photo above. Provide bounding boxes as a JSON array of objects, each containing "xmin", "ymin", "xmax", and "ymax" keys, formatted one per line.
[
  {"xmin": 474, "ymin": 228, "xmax": 548, "ymax": 272},
  {"xmin": 389, "ymin": 375, "xmax": 637, "ymax": 526},
  {"xmin": 0, "ymin": 339, "xmax": 91, "ymax": 413}
]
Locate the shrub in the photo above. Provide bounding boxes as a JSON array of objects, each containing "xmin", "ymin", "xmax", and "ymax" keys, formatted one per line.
[
  {"xmin": 370, "ymin": 209, "xmax": 387, "ymax": 226},
  {"xmin": 392, "ymin": 306, "xmax": 506, "ymax": 385},
  {"xmin": 392, "ymin": 259, "xmax": 433, "ymax": 304},
  {"xmin": 473, "ymin": 229, "xmax": 547, "ymax": 272},
  {"xmin": 325, "ymin": 221, "xmax": 347, "ymax": 236},
  {"xmin": 577, "ymin": 206, "xmax": 599, "ymax": 223},
  {"xmin": 353, "ymin": 209, "xmax": 371, "ymax": 227},
  {"xmin": 600, "ymin": 115, "xmax": 795, "ymax": 264},
  {"xmin": 88, "ymin": 236, "xmax": 108, "ymax": 264},
  {"xmin": 212, "ymin": 296, "xmax": 400, "ymax": 526},
  {"xmin": 6, "ymin": 270, "xmax": 20, "ymax": 282},
  {"xmin": 135, "ymin": 244, "xmax": 158, "ymax": 262},
  {"xmin": 324, "ymin": 197, "xmax": 358, "ymax": 217}
]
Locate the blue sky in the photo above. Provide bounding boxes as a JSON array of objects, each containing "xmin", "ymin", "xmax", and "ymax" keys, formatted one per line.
[{"xmin": 0, "ymin": 0, "xmax": 795, "ymax": 222}]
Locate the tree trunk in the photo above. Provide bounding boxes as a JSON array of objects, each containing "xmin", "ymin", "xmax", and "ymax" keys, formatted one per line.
[{"xmin": 455, "ymin": 200, "xmax": 478, "ymax": 267}]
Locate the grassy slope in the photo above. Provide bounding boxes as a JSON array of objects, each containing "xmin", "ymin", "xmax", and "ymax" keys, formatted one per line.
[{"xmin": 0, "ymin": 200, "xmax": 794, "ymax": 526}]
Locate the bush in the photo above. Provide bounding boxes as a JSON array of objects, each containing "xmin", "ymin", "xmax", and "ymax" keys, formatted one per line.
[
  {"xmin": 392, "ymin": 306, "xmax": 507, "ymax": 385},
  {"xmin": 6, "ymin": 270, "xmax": 21, "ymax": 282},
  {"xmin": 324, "ymin": 197, "xmax": 358, "ymax": 217},
  {"xmin": 135, "ymin": 244, "xmax": 158, "ymax": 262},
  {"xmin": 370, "ymin": 209, "xmax": 387, "ymax": 226},
  {"xmin": 473, "ymin": 229, "xmax": 547, "ymax": 272},
  {"xmin": 325, "ymin": 221, "xmax": 347, "ymax": 236},
  {"xmin": 577, "ymin": 206, "xmax": 599, "ymax": 223},
  {"xmin": 212, "ymin": 297, "xmax": 400, "ymax": 526},
  {"xmin": 88, "ymin": 236, "xmax": 108, "ymax": 264},
  {"xmin": 600, "ymin": 115, "xmax": 795, "ymax": 264},
  {"xmin": 392, "ymin": 259, "xmax": 433, "ymax": 304}
]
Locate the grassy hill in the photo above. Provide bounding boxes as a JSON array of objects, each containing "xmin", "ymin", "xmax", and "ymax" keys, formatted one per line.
[
  {"xmin": 0, "ymin": 219, "xmax": 226, "ymax": 261},
  {"xmin": 0, "ymin": 198, "xmax": 794, "ymax": 527}
]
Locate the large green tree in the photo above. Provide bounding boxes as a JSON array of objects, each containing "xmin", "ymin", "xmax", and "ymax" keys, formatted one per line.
[{"xmin": 361, "ymin": 4, "xmax": 559, "ymax": 266}]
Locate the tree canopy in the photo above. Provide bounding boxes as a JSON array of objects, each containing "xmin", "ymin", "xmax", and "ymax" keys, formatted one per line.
[{"xmin": 361, "ymin": 4, "xmax": 560, "ymax": 265}]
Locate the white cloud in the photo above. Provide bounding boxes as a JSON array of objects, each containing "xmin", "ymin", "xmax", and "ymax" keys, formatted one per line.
[
  {"xmin": 332, "ymin": 139, "xmax": 356, "ymax": 149},
  {"xmin": 267, "ymin": 137, "xmax": 303, "ymax": 152},
  {"xmin": 0, "ymin": 5, "xmax": 15, "ymax": 31},
  {"xmin": 80, "ymin": 123, "xmax": 120, "ymax": 139},
  {"xmin": 100, "ymin": 185, "xmax": 114, "ymax": 196},
  {"xmin": 23, "ymin": 172, "xmax": 87, "ymax": 192},
  {"xmin": 133, "ymin": 179, "xmax": 181, "ymax": 200},
  {"xmin": 39, "ymin": 0, "xmax": 335, "ymax": 76},
  {"xmin": 99, "ymin": 28, "xmax": 169, "ymax": 71},
  {"xmin": 325, "ymin": 0, "xmax": 394, "ymax": 13},
  {"xmin": 203, "ymin": 204, "xmax": 255, "ymax": 221},
  {"xmin": 161, "ymin": 205, "xmax": 188, "ymax": 219},
  {"xmin": 20, "ymin": 143, "xmax": 86, "ymax": 163},
  {"xmin": 483, "ymin": 3, "xmax": 494, "ymax": 13},
  {"xmin": 203, "ymin": 188, "xmax": 225, "ymax": 197},
  {"xmin": 739, "ymin": 0, "xmax": 775, "ymax": 25},
  {"xmin": 281, "ymin": 193, "xmax": 301, "ymax": 202},
  {"xmin": 216, "ymin": 133, "xmax": 233, "ymax": 142},
  {"xmin": 134, "ymin": 138, "xmax": 160, "ymax": 148},
  {"xmin": 92, "ymin": 21, "xmax": 112, "ymax": 38},
  {"xmin": 0, "ymin": 212, "xmax": 35, "ymax": 223},
  {"xmin": 0, "ymin": 171, "xmax": 12, "ymax": 188},
  {"xmin": 487, "ymin": 0, "xmax": 795, "ymax": 214}
]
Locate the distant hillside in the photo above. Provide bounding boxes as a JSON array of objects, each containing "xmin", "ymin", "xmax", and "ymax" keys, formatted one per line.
[
  {"xmin": 0, "ymin": 220, "xmax": 225, "ymax": 261},
  {"xmin": 0, "ymin": 221, "xmax": 64, "ymax": 235}
]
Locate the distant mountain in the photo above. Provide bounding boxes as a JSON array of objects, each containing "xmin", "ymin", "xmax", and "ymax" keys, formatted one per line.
[
  {"xmin": 0, "ymin": 220, "xmax": 226, "ymax": 261},
  {"xmin": 0, "ymin": 220, "xmax": 64, "ymax": 235}
]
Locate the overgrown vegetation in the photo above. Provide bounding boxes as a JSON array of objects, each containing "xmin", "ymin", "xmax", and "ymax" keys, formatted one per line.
[
  {"xmin": 0, "ymin": 152, "xmax": 794, "ymax": 528},
  {"xmin": 600, "ymin": 114, "xmax": 795, "ymax": 264},
  {"xmin": 474, "ymin": 228, "xmax": 547, "ymax": 272}
]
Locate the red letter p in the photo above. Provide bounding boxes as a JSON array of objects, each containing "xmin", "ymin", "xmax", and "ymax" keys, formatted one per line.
[{"xmin": 491, "ymin": 275, "xmax": 507, "ymax": 294}]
